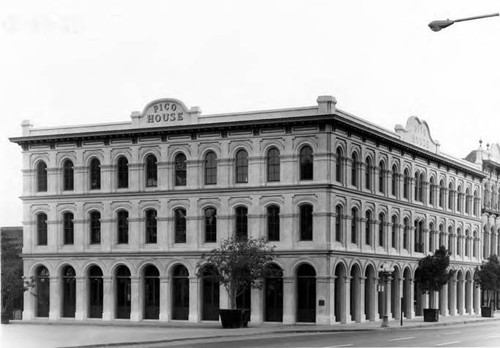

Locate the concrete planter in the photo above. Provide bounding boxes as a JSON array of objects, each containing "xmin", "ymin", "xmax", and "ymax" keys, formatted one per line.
[
  {"xmin": 219, "ymin": 309, "xmax": 250, "ymax": 328},
  {"xmin": 423, "ymin": 308, "xmax": 439, "ymax": 322},
  {"xmin": 481, "ymin": 306, "xmax": 494, "ymax": 317}
]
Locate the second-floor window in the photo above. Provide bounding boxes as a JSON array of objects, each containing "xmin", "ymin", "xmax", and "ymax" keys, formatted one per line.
[
  {"xmin": 204, "ymin": 207, "xmax": 217, "ymax": 243},
  {"xmin": 117, "ymin": 210, "xmax": 129, "ymax": 244},
  {"xmin": 335, "ymin": 147, "xmax": 343, "ymax": 183},
  {"xmin": 63, "ymin": 212, "xmax": 74, "ymax": 245},
  {"xmin": 299, "ymin": 204, "xmax": 313, "ymax": 241},
  {"xmin": 235, "ymin": 150, "xmax": 248, "ymax": 183},
  {"xmin": 145, "ymin": 209, "xmax": 157, "ymax": 244},
  {"xmin": 145, "ymin": 154, "xmax": 158, "ymax": 187},
  {"xmin": 90, "ymin": 158, "xmax": 101, "ymax": 190},
  {"xmin": 37, "ymin": 161, "xmax": 48, "ymax": 192},
  {"xmin": 63, "ymin": 160, "xmax": 74, "ymax": 191},
  {"xmin": 90, "ymin": 211, "xmax": 101, "ymax": 244},
  {"xmin": 335, "ymin": 205, "xmax": 342, "ymax": 242},
  {"xmin": 267, "ymin": 205, "xmax": 280, "ymax": 241},
  {"xmin": 391, "ymin": 215, "xmax": 397, "ymax": 248},
  {"xmin": 391, "ymin": 164, "xmax": 398, "ymax": 196},
  {"xmin": 175, "ymin": 153, "xmax": 187, "ymax": 186},
  {"xmin": 37, "ymin": 213, "xmax": 48, "ymax": 245},
  {"xmin": 267, "ymin": 148, "xmax": 280, "ymax": 182},
  {"xmin": 174, "ymin": 208, "xmax": 186, "ymax": 243},
  {"xmin": 235, "ymin": 206, "xmax": 248, "ymax": 240},
  {"xmin": 365, "ymin": 211, "xmax": 372, "ymax": 245},
  {"xmin": 378, "ymin": 213, "xmax": 384, "ymax": 247},
  {"xmin": 299, "ymin": 146, "xmax": 313, "ymax": 180},
  {"xmin": 351, "ymin": 208, "xmax": 358, "ymax": 243},
  {"xmin": 365, "ymin": 157, "xmax": 372, "ymax": 190},
  {"xmin": 204, "ymin": 151, "xmax": 217, "ymax": 185},
  {"xmin": 117, "ymin": 156, "xmax": 129, "ymax": 189},
  {"xmin": 379, "ymin": 161, "xmax": 385, "ymax": 193}
]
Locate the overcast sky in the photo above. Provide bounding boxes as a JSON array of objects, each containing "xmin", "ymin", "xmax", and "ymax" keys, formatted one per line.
[{"xmin": 1, "ymin": 0, "xmax": 500, "ymax": 226}]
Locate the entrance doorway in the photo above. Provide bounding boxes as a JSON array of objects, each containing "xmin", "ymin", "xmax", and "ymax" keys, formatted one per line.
[{"xmin": 296, "ymin": 264, "xmax": 316, "ymax": 323}]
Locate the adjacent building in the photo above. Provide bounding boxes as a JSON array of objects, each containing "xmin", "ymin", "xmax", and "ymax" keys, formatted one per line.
[{"xmin": 10, "ymin": 96, "xmax": 487, "ymax": 324}]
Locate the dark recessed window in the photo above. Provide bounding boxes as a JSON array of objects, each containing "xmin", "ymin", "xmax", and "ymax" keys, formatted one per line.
[
  {"xmin": 267, "ymin": 205, "xmax": 280, "ymax": 241},
  {"xmin": 235, "ymin": 206, "xmax": 248, "ymax": 240},
  {"xmin": 299, "ymin": 146, "xmax": 313, "ymax": 181},
  {"xmin": 204, "ymin": 207, "xmax": 217, "ymax": 243},
  {"xmin": 174, "ymin": 208, "xmax": 187, "ymax": 243},
  {"xmin": 63, "ymin": 212, "xmax": 74, "ymax": 245},
  {"xmin": 37, "ymin": 213, "xmax": 48, "ymax": 245},
  {"xmin": 299, "ymin": 204, "xmax": 313, "ymax": 241},
  {"xmin": 117, "ymin": 157, "xmax": 129, "ymax": 189},
  {"xmin": 235, "ymin": 150, "xmax": 248, "ymax": 183},
  {"xmin": 90, "ymin": 211, "xmax": 101, "ymax": 244},
  {"xmin": 204, "ymin": 151, "xmax": 217, "ymax": 185},
  {"xmin": 63, "ymin": 160, "xmax": 74, "ymax": 191},
  {"xmin": 90, "ymin": 158, "xmax": 101, "ymax": 190},
  {"xmin": 117, "ymin": 210, "xmax": 129, "ymax": 244},
  {"xmin": 175, "ymin": 153, "xmax": 187, "ymax": 186},
  {"xmin": 37, "ymin": 161, "xmax": 48, "ymax": 192},
  {"xmin": 145, "ymin": 209, "xmax": 157, "ymax": 244},
  {"xmin": 145, "ymin": 154, "xmax": 158, "ymax": 187},
  {"xmin": 267, "ymin": 148, "xmax": 280, "ymax": 182}
]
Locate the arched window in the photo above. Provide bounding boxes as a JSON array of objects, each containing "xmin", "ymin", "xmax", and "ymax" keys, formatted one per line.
[
  {"xmin": 145, "ymin": 209, "xmax": 157, "ymax": 244},
  {"xmin": 365, "ymin": 157, "xmax": 372, "ymax": 190},
  {"xmin": 63, "ymin": 212, "xmax": 74, "ymax": 245},
  {"xmin": 299, "ymin": 146, "xmax": 313, "ymax": 180},
  {"xmin": 378, "ymin": 213, "xmax": 385, "ymax": 247},
  {"xmin": 403, "ymin": 169, "xmax": 410, "ymax": 199},
  {"xmin": 204, "ymin": 207, "xmax": 217, "ymax": 243},
  {"xmin": 429, "ymin": 177, "xmax": 435, "ymax": 205},
  {"xmin": 403, "ymin": 218, "xmax": 409, "ymax": 250},
  {"xmin": 37, "ymin": 161, "xmax": 48, "ymax": 192},
  {"xmin": 473, "ymin": 231, "xmax": 477, "ymax": 257},
  {"xmin": 419, "ymin": 173, "xmax": 424, "ymax": 202},
  {"xmin": 414, "ymin": 172, "xmax": 423, "ymax": 202},
  {"xmin": 351, "ymin": 208, "xmax": 358, "ymax": 244},
  {"xmin": 448, "ymin": 183, "xmax": 454, "ymax": 210},
  {"xmin": 335, "ymin": 205, "xmax": 342, "ymax": 242},
  {"xmin": 448, "ymin": 226, "xmax": 453, "ymax": 253},
  {"xmin": 414, "ymin": 220, "xmax": 423, "ymax": 253},
  {"xmin": 457, "ymin": 186, "xmax": 463, "ymax": 212},
  {"xmin": 145, "ymin": 154, "xmax": 158, "ymax": 187},
  {"xmin": 115, "ymin": 266, "xmax": 131, "ymax": 319},
  {"xmin": 267, "ymin": 148, "xmax": 280, "ymax": 182},
  {"xmin": 465, "ymin": 230, "xmax": 470, "ymax": 257},
  {"xmin": 299, "ymin": 204, "xmax": 313, "ymax": 241},
  {"xmin": 172, "ymin": 265, "xmax": 189, "ymax": 320},
  {"xmin": 391, "ymin": 164, "xmax": 398, "ymax": 196},
  {"xmin": 117, "ymin": 156, "xmax": 129, "ymax": 188},
  {"xmin": 37, "ymin": 213, "xmax": 48, "ymax": 245},
  {"xmin": 379, "ymin": 161, "xmax": 385, "ymax": 193},
  {"xmin": 90, "ymin": 211, "xmax": 101, "ymax": 244},
  {"xmin": 335, "ymin": 147, "xmax": 343, "ymax": 183},
  {"xmin": 365, "ymin": 211, "xmax": 372, "ymax": 245},
  {"xmin": 204, "ymin": 151, "xmax": 217, "ymax": 185},
  {"xmin": 267, "ymin": 205, "xmax": 280, "ymax": 241},
  {"xmin": 439, "ymin": 224, "xmax": 444, "ymax": 247},
  {"xmin": 465, "ymin": 188, "xmax": 471, "ymax": 214},
  {"xmin": 143, "ymin": 265, "xmax": 160, "ymax": 320},
  {"xmin": 90, "ymin": 158, "xmax": 101, "ymax": 190},
  {"xmin": 351, "ymin": 153, "xmax": 358, "ymax": 187},
  {"xmin": 174, "ymin": 208, "xmax": 187, "ymax": 243},
  {"xmin": 88, "ymin": 266, "xmax": 103, "ymax": 318},
  {"xmin": 175, "ymin": 153, "xmax": 187, "ymax": 186},
  {"xmin": 473, "ymin": 190, "xmax": 479, "ymax": 216},
  {"xmin": 62, "ymin": 265, "xmax": 76, "ymax": 318},
  {"xmin": 117, "ymin": 210, "xmax": 129, "ymax": 244},
  {"xmin": 235, "ymin": 206, "xmax": 248, "ymax": 240},
  {"xmin": 235, "ymin": 149, "xmax": 248, "ymax": 183},
  {"xmin": 439, "ymin": 179, "xmax": 445, "ymax": 208},
  {"xmin": 35, "ymin": 266, "xmax": 50, "ymax": 317},
  {"xmin": 429, "ymin": 222, "xmax": 435, "ymax": 252},
  {"xmin": 63, "ymin": 160, "xmax": 74, "ymax": 191},
  {"xmin": 391, "ymin": 215, "xmax": 397, "ymax": 248},
  {"xmin": 457, "ymin": 228, "xmax": 462, "ymax": 256}
]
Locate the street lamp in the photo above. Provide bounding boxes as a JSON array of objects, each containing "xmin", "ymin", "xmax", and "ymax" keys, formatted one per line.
[
  {"xmin": 378, "ymin": 263, "xmax": 395, "ymax": 328},
  {"xmin": 428, "ymin": 13, "xmax": 499, "ymax": 32}
]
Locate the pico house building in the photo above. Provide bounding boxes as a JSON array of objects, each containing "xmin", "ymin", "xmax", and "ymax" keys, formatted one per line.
[{"xmin": 10, "ymin": 96, "xmax": 486, "ymax": 325}]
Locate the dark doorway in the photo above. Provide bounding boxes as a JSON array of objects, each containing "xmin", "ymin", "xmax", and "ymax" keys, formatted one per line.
[
  {"xmin": 201, "ymin": 266, "xmax": 219, "ymax": 320},
  {"xmin": 264, "ymin": 264, "xmax": 283, "ymax": 322},
  {"xmin": 116, "ymin": 266, "xmax": 131, "ymax": 319},
  {"xmin": 296, "ymin": 264, "xmax": 316, "ymax": 322},
  {"xmin": 143, "ymin": 265, "xmax": 159, "ymax": 319},
  {"xmin": 172, "ymin": 265, "xmax": 189, "ymax": 320},
  {"xmin": 36, "ymin": 266, "xmax": 50, "ymax": 317},
  {"xmin": 62, "ymin": 266, "xmax": 76, "ymax": 318},
  {"xmin": 88, "ymin": 266, "xmax": 103, "ymax": 318}
]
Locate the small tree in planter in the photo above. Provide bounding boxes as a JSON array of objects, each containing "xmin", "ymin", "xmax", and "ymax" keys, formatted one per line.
[
  {"xmin": 414, "ymin": 246, "xmax": 455, "ymax": 322},
  {"xmin": 198, "ymin": 236, "xmax": 275, "ymax": 328},
  {"xmin": 474, "ymin": 254, "xmax": 500, "ymax": 317}
]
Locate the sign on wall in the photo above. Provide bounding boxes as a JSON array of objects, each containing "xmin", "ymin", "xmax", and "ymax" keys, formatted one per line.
[
  {"xmin": 395, "ymin": 116, "xmax": 440, "ymax": 153},
  {"xmin": 133, "ymin": 98, "xmax": 200, "ymax": 128}
]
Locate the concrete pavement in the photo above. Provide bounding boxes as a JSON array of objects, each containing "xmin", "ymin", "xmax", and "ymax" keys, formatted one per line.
[{"xmin": 2, "ymin": 314, "xmax": 500, "ymax": 348}]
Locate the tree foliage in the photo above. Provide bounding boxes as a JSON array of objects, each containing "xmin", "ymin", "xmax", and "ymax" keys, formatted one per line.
[
  {"xmin": 474, "ymin": 254, "xmax": 500, "ymax": 308},
  {"xmin": 1, "ymin": 242, "xmax": 25, "ymax": 314},
  {"xmin": 415, "ymin": 245, "xmax": 455, "ymax": 296},
  {"xmin": 199, "ymin": 236, "xmax": 275, "ymax": 309}
]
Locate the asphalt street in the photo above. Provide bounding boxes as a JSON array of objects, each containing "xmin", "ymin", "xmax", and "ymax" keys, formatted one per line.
[{"xmin": 158, "ymin": 321, "xmax": 500, "ymax": 347}]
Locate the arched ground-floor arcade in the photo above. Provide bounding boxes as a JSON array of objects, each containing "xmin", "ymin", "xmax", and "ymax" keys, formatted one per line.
[{"xmin": 22, "ymin": 254, "xmax": 481, "ymax": 324}]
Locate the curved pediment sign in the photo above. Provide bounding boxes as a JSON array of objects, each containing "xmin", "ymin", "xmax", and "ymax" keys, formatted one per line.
[
  {"xmin": 395, "ymin": 116, "xmax": 440, "ymax": 153},
  {"xmin": 132, "ymin": 98, "xmax": 201, "ymax": 128}
]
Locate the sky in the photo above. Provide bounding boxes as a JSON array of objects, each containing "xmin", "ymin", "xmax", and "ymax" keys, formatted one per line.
[{"xmin": 1, "ymin": 0, "xmax": 500, "ymax": 227}]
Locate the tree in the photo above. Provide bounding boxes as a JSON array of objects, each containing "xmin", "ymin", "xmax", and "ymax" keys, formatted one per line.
[
  {"xmin": 1, "ymin": 241, "xmax": 30, "ymax": 317},
  {"xmin": 474, "ymin": 254, "xmax": 500, "ymax": 309},
  {"xmin": 199, "ymin": 236, "xmax": 275, "ymax": 310},
  {"xmin": 415, "ymin": 245, "xmax": 455, "ymax": 309}
]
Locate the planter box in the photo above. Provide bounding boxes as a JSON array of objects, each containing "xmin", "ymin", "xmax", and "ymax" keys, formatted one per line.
[
  {"xmin": 481, "ymin": 306, "xmax": 494, "ymax": 317},
  {"xmin": 219, "ymin": 309, "xmax": 250, "ymax": 328},
  {"xmin": 423, "ymin": 308, "xmax": 439, "ymax": 322},
  {"xmin": 1, "ymin": 313, "xmax": 10, "ymax": 325}
]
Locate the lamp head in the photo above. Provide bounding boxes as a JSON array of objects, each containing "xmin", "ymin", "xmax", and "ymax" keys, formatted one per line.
[{"xmin": 428, "ymin": 19, "xmax": 455, "ymax": 32}]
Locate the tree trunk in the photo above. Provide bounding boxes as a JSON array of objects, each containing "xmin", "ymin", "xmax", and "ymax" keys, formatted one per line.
[{"xmin": 230, "ymin": 287, "xmax": 237, "ymax": 309}]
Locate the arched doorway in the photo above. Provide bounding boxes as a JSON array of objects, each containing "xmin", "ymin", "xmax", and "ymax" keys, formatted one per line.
[
  {"xmin": 264, "ymin": 264, "xmax": 283, "ymax": 322},
  {"xmin": 391, "ymin": 267, "xmax": 401, "ymax": 319},
  {"xmin": 115, "ymin": 265, "xmax": 131, "ymax": 319},
  {"xmin": 448, "ymin": 270, "xmax": 456, "ymax": 316},
  {"xmin": 402, "ymin": 267, "xmax": 411, "ymax": 318},
  {"xmin": 143, "ymin": 265, "xmax": 159, "ymax": 320},
  {"xmin": 456, "ymin": 270, "xmax": 464, "ymax": 315},
  {"xmin": 201, "ymin": 265, "xmax": 219, "ymax": 320},
  {"xmin": 62, "ymin": 265, "xmax": 76, "ymax": 318},
  {"xmin": 365, "ymin": 265, "xmax": 376, "ymax": 321},
  {"xmin": 36, "ymin": 266, "xmax": 50, "ymax": 317},
  {"xmin": 465, "ymin": 271, "xmax": 472, "ymax": 314},
  {"xmin": 334, "ymin": 263, "xmax": 346, "ymax": 323},
  {"xmin": 172, "ymin": 264, "xmax": 189, "ymax": 320},
  {"xmin": 296, "ymin": 264, "xmax": 316, "ymax": 323},
  {"xmin": 350, "ymin": 264, "xmax": 361, "ymax": 322},
  {"xmin": 414, "ymin": 269, "xmax": 423, "ymax": 316},
  {"xmin": 88, "ymin": 266, "xmax": 103, "ymax": 318}
]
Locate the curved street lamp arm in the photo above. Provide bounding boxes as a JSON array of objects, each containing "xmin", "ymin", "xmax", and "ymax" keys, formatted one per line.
[{"xmin": 454, "ymin": 13, "xmax": 499, "ymax": 23}]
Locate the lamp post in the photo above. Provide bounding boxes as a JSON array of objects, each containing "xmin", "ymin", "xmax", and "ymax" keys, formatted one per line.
[
  {"xmin": 379, "ymin": 263, "xmax": 395, "ymax": 327},
  {"xmin": 428, "ymin": 13, "xmax": 499, "ymax": 32}
]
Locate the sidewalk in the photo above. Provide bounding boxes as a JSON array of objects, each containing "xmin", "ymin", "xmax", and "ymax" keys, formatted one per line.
[{"xmin": 2, "ymin": 314, "xmax": 500, "ymax": 348}]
